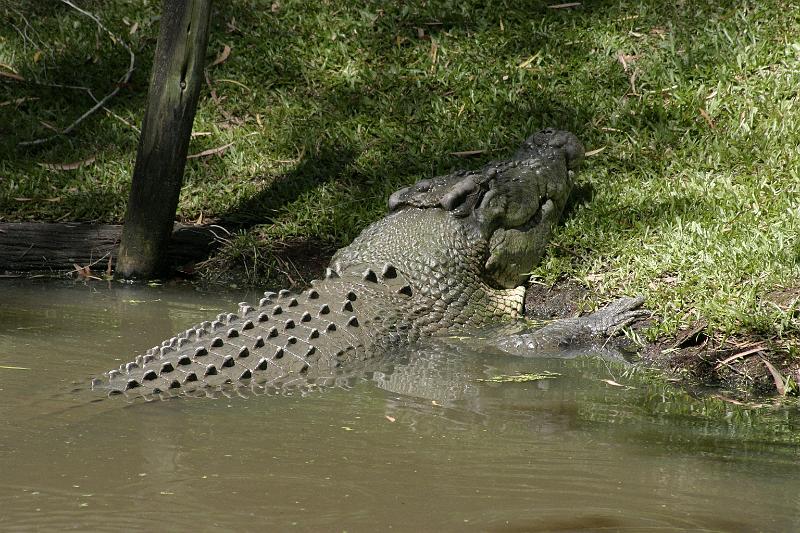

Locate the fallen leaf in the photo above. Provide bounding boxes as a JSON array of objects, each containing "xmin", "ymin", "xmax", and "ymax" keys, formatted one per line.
[
  {"xmin": 341, "ymin": 426, "xmax": 354, "ymax": 431},
  {"xmin": 601, "ymin": 379, "xmax": 627, "ymax": 387},
  {"xmin": 211, "ymin": 44, "xmax": 231, "ymax": 67},
  {"xmin": 188, "ymin": 142, "xmax": 234, "ymax": 159},
  {"xmin": 761, "ymin": 358, "xmax": 786, "ymax": 396},
  {"xmin": 385, "ymin": 415, "xmax": 396, "ymax": 422},
  {"xmin": 477, "ymin": 371, "xmax": 560, "ymax": 383},
  {"xmin": 271, "ymin": 2, "xmax": 280, "ymax": 12},
  {"xmin": 699, "ymin": 108, "xmax": 715, "ymax": 129},
  {"xmin": 14, "ymin": 197, "xmax": 32, "ymax": 202},
  {"xmin": 129, "ymin": 22, "xmax": 139, "ymax": 35},
  {"xmin": 38, "ymin": 157, "xmax": 96, "ymax": 171}
]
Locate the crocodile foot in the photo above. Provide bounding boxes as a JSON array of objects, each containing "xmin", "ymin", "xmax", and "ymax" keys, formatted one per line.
[{"xmin": 494, "ymin": 296, "xmax": 650, "ymax": 357}]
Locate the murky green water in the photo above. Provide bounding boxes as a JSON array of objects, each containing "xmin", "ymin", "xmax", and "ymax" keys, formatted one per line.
[{"xmin": 1, "ymin": 280, "xmax": 799, "ymax": 532}]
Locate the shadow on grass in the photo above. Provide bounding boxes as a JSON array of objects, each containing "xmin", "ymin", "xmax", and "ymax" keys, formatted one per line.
[{"xmin": 1, "ymin": 0, "xmax": 744, "ymax": 228}]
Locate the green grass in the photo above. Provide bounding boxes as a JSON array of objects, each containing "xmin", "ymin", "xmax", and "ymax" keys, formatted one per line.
[{"xmin": 2, "ymin": 0, "xmax": 799, "ymax": 347}]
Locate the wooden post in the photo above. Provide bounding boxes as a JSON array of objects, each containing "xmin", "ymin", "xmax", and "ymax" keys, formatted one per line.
[{"xmin": 117, "ymin": 0, "xmax": 212, "ymax": 279}]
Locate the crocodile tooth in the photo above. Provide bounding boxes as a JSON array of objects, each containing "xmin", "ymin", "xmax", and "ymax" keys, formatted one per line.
[
  {"xmin": 257, "ymin": 312, "xmax": 269, "ymax": 322},
  {"xmin": 221, "ymin": 356, "xmax": 235, "ymax": 368},
  {"xmin": 143, "ymin": 370, "xmax": 158, "ymax": 381},
  {"xmin": 184, "ymin": 372, "xmax": 198, "ymax": 383},
  {"xmin": 272, "ymin": 305, "xmax": 283, "ymax": 315},
  {"xmin": 227, "ymin": 328, "xmax": 239, "ymax": 338},
  {"xmin": 160, "ymin": 362, "xmax": 174, "ymax": 374},
  {"xmin": 201, "ymin": 321, "xmax": 212, "ymax": 328},
  {"xmin": 307, "ymin": 328, "xmax": 320, "ymax": 340},
  {"xmin": 382, "ymin": 263, "xmax": 398, "ymax": 279},
  {"xmin": 126, "ymin": 379, "xmax": 140, "ymax": 390},
  {"xmin": 256, "ymin": 358, "xmax": 269, "ymax": 370},
  {"xmin": 307, "ymin": 289, "xmax": 320, "ymax": 300},
  {"xmin": 318, "ymin": 304, "xmax": 330, "ymax": 316},
  {"xmin": 210, "ymin": 337, "xmax": 224, "ymax": 348},
  {"xmin": 238, "ymin": 346, "xmax": 250, "ymax": 358},
  {"xmin": 125, "ymin": 362, "xmax": 139, "ymax": 372},
  {"xmin": 195, "ymin": 328, "xmax": 206, "ymax": 338},
  {"xmin": 284, "ymin": 319, "xmax": 295, "ymax": 330},
  {"xmin": 161, "ymin": 339, "xmax": 171, "ymax": 347},
  {"xmin": 347, "ymin": 316, "xmax": 359, "ymax": 327},
  {"xmin": 195, "ymin": 346, "xmax": 208, "ymax": 357},
  {"xmin": 398, "ymin": 285, "xmax": 413, "ymax": 297},
  {"xmin": 362, "ymin": 269, "xmax": 378, "ymax": 283},
  {"xmin": 300, "ymin": 312, "xmax": 312, "ymax": 322},
  {"xmin": 325, "ymin": 268, "xmax": 339, "ymax": 279},
  {"xmin": 204, "ymin": 365, "xmax": 218, "ymax": 376},
  {"xmin": 242, "ymin": 320, "xmax": 255, "ymax": 330},
  {"xmin": 342, "ymin": 300, "xmax": 354, "ymax": 312},
  {"xmin": 267, "ymin": 326, "xmax": 278, "ymax": 338},
  {"xmin": 278, "ymin": 289, "xmax": 291, "ymax": 298},
  {"xmin": 346, "ymin": 291, "xmax": 357, "ymax": 301},
  {"xmin": 253, "ymin": 336, "xmax": 265, "ymax": 348},
  {"xmin": 274, "ymin": 348, "xmax": 284, "ymax": 359},
  {"xmin": 239, "ymin": 369, "xmax": 252, "ymax": 380}
]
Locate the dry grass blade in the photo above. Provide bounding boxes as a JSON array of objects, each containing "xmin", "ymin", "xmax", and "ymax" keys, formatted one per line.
[
  {"xmin": 714, "ymin": 345, "xmax": 765, "ymax": 369},
  {"xmin": 188, "ymin": 142, "xmax": 235, "ymax": 159},
  {"xmin": 450, "ymin": 149, "xmax": 486, "ymax": 157},
  {"xmin": 38, "ymin": 156, "xmax": 96, "ymax": 171},
  {"xmin": 548, "ymin": 2, "xmax": 581, "ymax": 8}
]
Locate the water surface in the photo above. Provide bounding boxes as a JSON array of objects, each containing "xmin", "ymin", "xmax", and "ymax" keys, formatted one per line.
[{"xmin": 1, "ymin": 280, "xmax": 799, "ymax": 531}]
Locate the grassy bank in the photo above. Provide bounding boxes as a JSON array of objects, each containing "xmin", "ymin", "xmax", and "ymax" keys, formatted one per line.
[{"xmin": 2, "ymin": 1, "xmax": 799, "ymax": 354}]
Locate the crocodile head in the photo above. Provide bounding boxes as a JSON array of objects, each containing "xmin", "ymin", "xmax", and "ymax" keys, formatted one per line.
[{"xmin": 387, "ymin": 129, "xmax": 582, "ymax": 289}]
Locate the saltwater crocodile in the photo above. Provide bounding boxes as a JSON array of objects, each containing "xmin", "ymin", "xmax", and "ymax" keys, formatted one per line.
[{"xmin": 94, "ymin": 129, "xmax": 646, "ymax": 398}]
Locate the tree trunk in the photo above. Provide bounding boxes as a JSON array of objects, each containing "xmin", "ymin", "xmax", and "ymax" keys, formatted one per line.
[{"xmin": 117, "ymin": 0, "xmax": 212, "ymax": 279}]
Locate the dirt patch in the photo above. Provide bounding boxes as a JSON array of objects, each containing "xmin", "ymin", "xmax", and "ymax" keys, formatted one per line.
[{"xmin": 525, "ymin": 279, "xmax": 798, "ymax": 400}]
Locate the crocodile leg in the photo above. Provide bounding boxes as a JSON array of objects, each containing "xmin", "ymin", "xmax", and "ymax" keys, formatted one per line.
[{"xmin": 493, "ymin": 297, "xmax": 649, "ymax": 357}]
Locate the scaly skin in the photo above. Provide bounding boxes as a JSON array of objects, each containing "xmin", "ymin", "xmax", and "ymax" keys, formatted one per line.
[{"xmin": 94, "ymin": 129, "xmax": 625, "ymax": 399}]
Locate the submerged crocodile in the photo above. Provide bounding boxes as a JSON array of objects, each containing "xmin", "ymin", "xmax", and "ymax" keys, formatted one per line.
[{"xmin": 94, "ymin": 129, "xmax": 646, "ymax": 398}]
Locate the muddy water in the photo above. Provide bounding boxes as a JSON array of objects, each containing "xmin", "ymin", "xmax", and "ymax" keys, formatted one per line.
[{"xmin": 1, "ymin": 280, "xmax": 799, "ymax": 532}]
